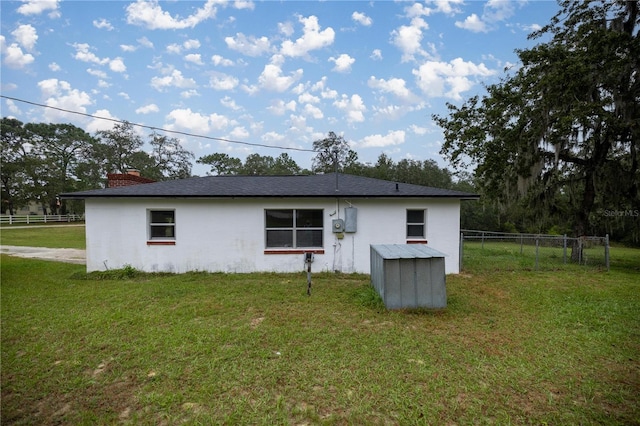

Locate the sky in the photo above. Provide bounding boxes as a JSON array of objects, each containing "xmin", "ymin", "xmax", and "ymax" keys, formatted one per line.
[{"xmin": 0, "ymin": 0, "xmax": 560, "ymax": 176}]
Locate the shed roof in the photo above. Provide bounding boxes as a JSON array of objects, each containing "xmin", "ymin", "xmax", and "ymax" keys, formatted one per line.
[
  {"xmin": 371, "ymin": 244, "xmax": 448, "ymax": 259},
  {"xmin": 61, "ymin": 173, "xmax": 479, "ymax": 200}
]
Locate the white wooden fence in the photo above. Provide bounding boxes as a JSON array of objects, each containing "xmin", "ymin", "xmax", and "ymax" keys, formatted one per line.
[{"xmin": 0, "ymin": 214, "xmax": 84, "ymax": 225}]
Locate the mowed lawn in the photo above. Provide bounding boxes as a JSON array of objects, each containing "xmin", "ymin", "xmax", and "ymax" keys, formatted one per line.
[{"xmin": 1, "ymin": 227, "xmax": 639, "ymax": 425}]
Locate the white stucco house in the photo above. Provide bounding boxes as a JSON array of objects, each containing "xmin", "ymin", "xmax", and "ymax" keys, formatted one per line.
[{"xmin": 62, "ymin": 173, "xmax": 478, "ymax": 275}]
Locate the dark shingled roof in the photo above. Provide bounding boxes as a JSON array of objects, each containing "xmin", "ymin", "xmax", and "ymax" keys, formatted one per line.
[{"xmin": 61, "ymin": 173, "xmax": 479, "ymax": 199}]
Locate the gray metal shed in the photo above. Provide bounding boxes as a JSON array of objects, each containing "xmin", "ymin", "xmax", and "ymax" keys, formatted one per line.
[{"xmin": 370, "ymin": 244, "xmax": 447, "ymax": 310}]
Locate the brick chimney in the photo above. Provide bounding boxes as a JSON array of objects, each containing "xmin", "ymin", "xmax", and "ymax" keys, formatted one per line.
[{"xmin": 107, "ymin": 169, "xmax": 155, "ymax": 188}]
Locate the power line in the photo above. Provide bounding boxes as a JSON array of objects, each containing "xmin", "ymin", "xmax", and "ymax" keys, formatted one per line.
[{"xmin": 0, "ymin": 95, "xmax": 316, "ymax": 153}]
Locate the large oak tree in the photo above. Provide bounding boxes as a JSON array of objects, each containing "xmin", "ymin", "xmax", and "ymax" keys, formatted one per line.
[{"xmin": 434, "ymin": 0, "xmax": 640, "ymax": 253}]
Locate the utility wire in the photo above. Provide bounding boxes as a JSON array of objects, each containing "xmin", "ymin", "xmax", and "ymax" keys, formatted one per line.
[{"xmin": 1, "ymin": 95, "xmax": 316, "ymax": 153}]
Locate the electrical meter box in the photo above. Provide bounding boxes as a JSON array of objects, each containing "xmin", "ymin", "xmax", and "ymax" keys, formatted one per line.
[
  {"xmin": 332, "ymin": 219, "xmax": 345, "ymax": 233},
  {"xmin": 344, "ymin": 207, "xmax": 357, "ymax": 233}
]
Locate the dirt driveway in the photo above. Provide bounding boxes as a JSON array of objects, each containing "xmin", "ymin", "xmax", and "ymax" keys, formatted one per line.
[{"xmin": 0, "ymin": 245, "xmax": 86, "ymax": 264}]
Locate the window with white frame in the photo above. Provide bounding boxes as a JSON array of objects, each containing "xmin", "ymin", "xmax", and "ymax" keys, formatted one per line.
[
  {"xmin": 265, "ymin": 209, "xmax": 323, "ymax": 248},
  {"xmin": 149, "ymin": 210, "xmax": 175, "ymax": 239},
  {"xmin": 406, "ymin": 209, "xmax": 426, "ymax": 239}
]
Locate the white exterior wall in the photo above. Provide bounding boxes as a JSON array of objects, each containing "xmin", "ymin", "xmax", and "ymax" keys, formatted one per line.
[{"xmin": 85, "ymin": 197, "xmax": 461, "ymax": 275}]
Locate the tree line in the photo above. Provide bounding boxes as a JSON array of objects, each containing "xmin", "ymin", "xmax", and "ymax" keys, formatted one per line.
[{"xmin": 1, "ymin": 119, "xmax": 193, "ymax": 215}]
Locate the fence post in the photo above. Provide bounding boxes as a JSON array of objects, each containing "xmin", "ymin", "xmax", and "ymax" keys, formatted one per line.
[
  {"xmin": 481, "ymin": 232, "xmax": 485, "ymax": 249},
  {"xmin": 578, "ymin": 238, "xmax": 582, "ymax": 265},
  {"xmin": 535, "ymin": 238, "xmax": 539, "ymax": 271},
  {"xmin": 44, "ymin": 215, "xmax": 47, "ymax": 223},
  {"xmin": 520, "ymin": 234, "xmax": 523, "ymax": 255},
  {"xmin": 605, "ymin": 234, "xmax": 610, "ymax": 272},
  {"xmin": 459, "ymin": 233, "xmax": 464, "ymax": 271},
  {"xmin": 9, "ymin": 215, "xmax": 13, "ymax": 225},
  {"xmin": 563, "ymin": 234, "xmax": 567, "ymax": 264}
]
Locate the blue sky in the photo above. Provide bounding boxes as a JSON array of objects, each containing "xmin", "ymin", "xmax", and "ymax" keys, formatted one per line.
[{"xmin": 1, "ymin": 0, "xmax": 559, "ymax": 176}]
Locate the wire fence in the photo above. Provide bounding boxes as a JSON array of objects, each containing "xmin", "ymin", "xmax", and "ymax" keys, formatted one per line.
[{"xmin": 460, "ymin": 229, "xmax": 610, "ymax": 272}]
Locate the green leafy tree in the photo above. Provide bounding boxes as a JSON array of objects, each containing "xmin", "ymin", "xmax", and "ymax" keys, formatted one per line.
[
  {"xmin": 94, "ymin": 121, "xmax": 144, "ymax": 176},
  {"xmin": 312, "ymin": 131, "xmax": 358, "ymax": 173},
  {"xmin": 241, "ymin": 154, "xmax": 276, "ymax": 175},
  {"xmin": 25, "ymin": 122, "xmax": 96, "ymax": 214},
  {"xmin": 197, "ymin": 153, "xmax": 242, "ymax": 175},
  {"xmin": 434, "ymin": 0, "xmax": 640, "ymax": 254},
  {"xmin": 0, "ymin": 118, "xmax": 38, "ymax": 214},
  {"xmin": 272, "ymin": 153, "xmax": 302, "ymax": 175},
  {"xmin": 148, "ymin": 132, "xmax": 194, "ymax": 179}
]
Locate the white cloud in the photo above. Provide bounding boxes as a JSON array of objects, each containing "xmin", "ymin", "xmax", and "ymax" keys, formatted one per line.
[
  {"xmin": 1, "ymin": 35, "xmax": 35, "ymax": 68},
  {"xmin": 303, "ymin": 103, "xmax": 323, "ymax": 119},
  {"xmin": 257, "ymin": 59, "xmax": 303, "ymax": 92},
  {"xmin": 267, "ymin": 99, "xmax": 296, "ymax": 115},
  {"xmin": 4, "ymin": 99, "xmax": 21, "ymax": 115},
  {"xmin": 225, "ymin": 33, "xmax": 272, "ymax": 57},
  {"xmin": 484, "ymin": 0, "xmax": 516, "ymax": 23},
  {"xmin": 230, "ymin": 126, "xmax": 250, "ymax": 139},
  {"xmin": 298, "ymin": 92, "xmax": 319, "ymax": 104},
  {"xmin": 333, "ymin": 94, "xmax": 366, "ymax": 123},
  {"xmin": 121, "ymin": 44, "xmax": 137, "ymax": 52},
  {"xmin": 280, "ymin": 15, "xmax": 335, "ymax": 58},
  {"xmin": 358, "ymin": 130, "xmax": 406, "ymax": 148},
  {"xmin": 428, "ymin": 0, "xmax": 464, "ymax": 15},
  {"xmin": 456, "ymin": 0, "xmax": 517, "ymax": 33},
  {"xmin": 93, "ymin": 19, "xmax": 114, "ymax": 31},
  {"xmin": 49, "ymin": 62, "xmax": 61, "ymax": 71},
  {"xmin": 212, "ymin": 54, "xmax": 234, "ymax": 66},
  {"xmin": 36, "ymin": 78, "xmax": 93, "ymax": 122},
  {"xmin": 221, "ymin": 96, "xmax": 242, "ymax": 111},
  {"xmin": 87, "ymin": 68, "xmax": 108, "ymax": 78},
  {"xmin": 405, "ymin": 2, "xmax": 433, "ymax": 18},
  {"xmin": 233, "ymin": 0, "xmax": 255, "ymax": 11},
  {"xmin": 126, "ymin": 0, "xmax": 219, "ymax": 29},
  {"xmin": 209, "ymin": 72, "xmax": 239, "ymax": 90},
  {"xmin": 181, "ymin": 89, "xmax": 200, "ymax": 99},
  {"xmin": 183, "ymin": 39, "xmax": 201, "ymax": 50},
  {"xmin": 17, "ymin": 0, "xmax": 59, "ymax": 16},
  {"xmin": 109, "ymin": 58, "xmax": 126, "ymax": 73},
  {"xmin": 455, "ymin": 14, "xmax": 488, "ymax": 33},
  {"xmin": 166, "ymin": 43, "xmax": 182, "ymax": 54},
  {"xmin": 118, "ymin": 92, "xmax": 130, "ymax": 100},
  {"xmin": 409, "ymin": 124, "xmax": 429, "ymax": 135},
  {"xmin": 370, "ymin": 49, "xmax": 383, "ymax": 61},
  {"xmin": 72, "ymin": 43, "xmax": 109, "ymax": 65},
  {"xmin": 185, "ymin": 53, "xmax": 203, "ymax": 65},
  {"xmin": 413, "ymin": 57, "xmax": 496, "ymax": 100},
  {"xmin": 150, "ymin": 69, "xmax": 197, "ymax": 91},
  {"xmin": 278, "ymin": 22, "xmax": 294, "ymax": 37},
  {"xmin": 138, "ymin": 36, "xmax": 154, "ymax": 49},
  {"xmin": 329, "ymin": 53, "xmax": 355, "ymax": 73},
  {"xmin": 520, "ymin": 23, "xmax": 542, "ymax": 32},
  {"xmin": 368, "ymin": 76, "xmax": 418, "ymax": 103},
  {"xmin": 166, "ymin": 108, "xmax": 230, "ymax": 133},
  {"xmin": 136, "ymin": 103, "xmax": 159, "ymax": 114},
  {"xmin": 352, "ymin": 11, "xmax": 372, "ymax": 26},
  {"xmin": 86, "ymin": 109, "xmax": 119, "ymax": 133},
  {"xmin": 12, "ymin": 24, "xmax": 38, "ymax": 51},
  {"xmin": 391, "ymin": 17, "xmax": 429, "ymax": 62}
]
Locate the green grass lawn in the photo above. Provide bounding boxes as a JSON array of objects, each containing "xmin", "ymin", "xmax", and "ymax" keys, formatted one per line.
[
  {"xmin": 0, "ymin": 224, "xmax": 86, "ymax": 249},
  {"xmin": 1, "ymin": 233, "xmax": 639, "ymax": 425}
]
